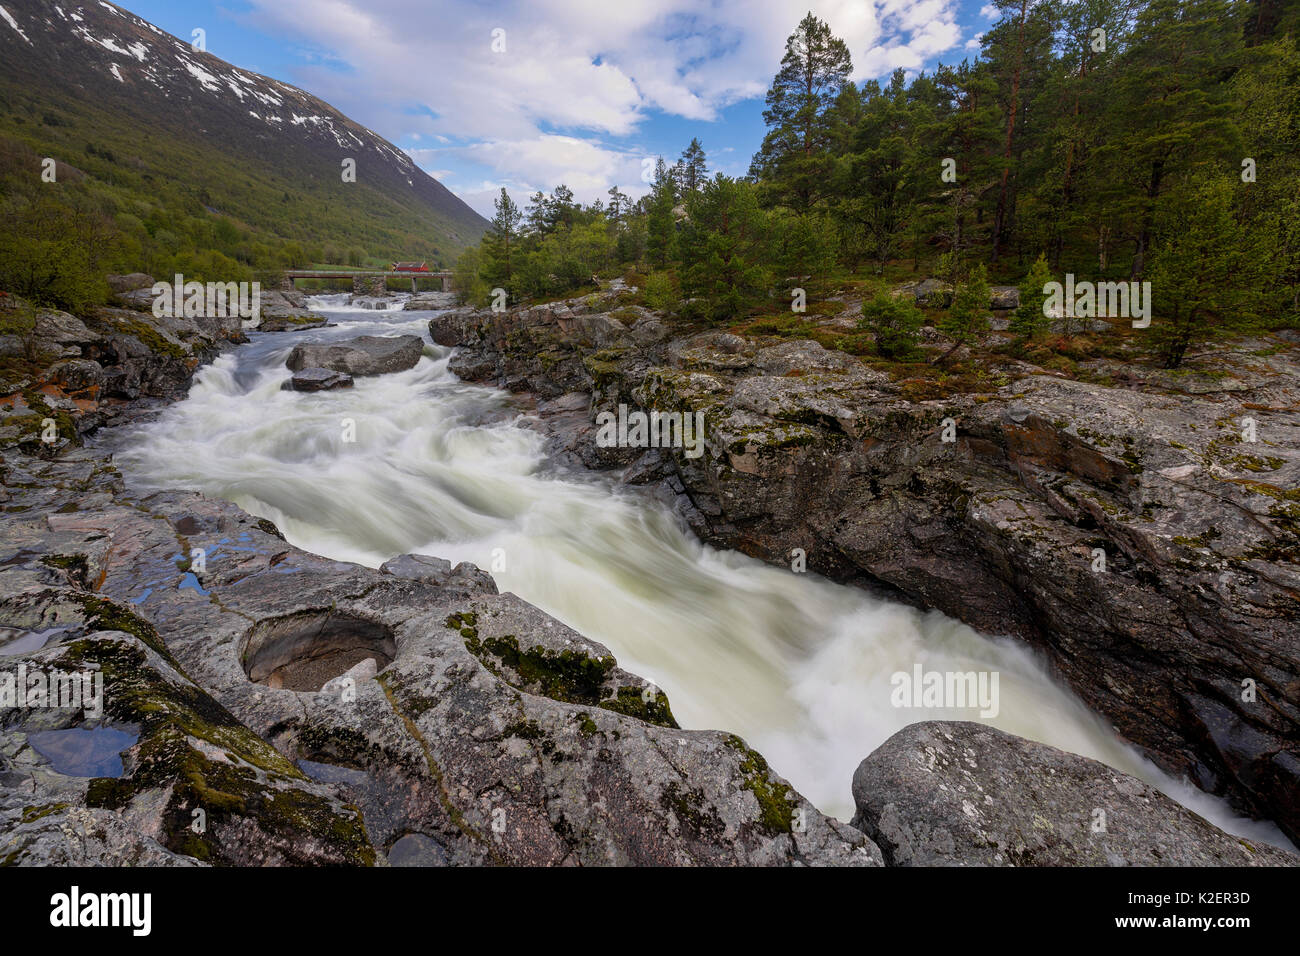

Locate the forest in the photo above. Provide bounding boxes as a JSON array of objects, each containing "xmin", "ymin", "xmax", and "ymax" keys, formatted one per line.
[{"xmin": 455, "ymin": 0, "xmax": 1299, "ymax": 368}]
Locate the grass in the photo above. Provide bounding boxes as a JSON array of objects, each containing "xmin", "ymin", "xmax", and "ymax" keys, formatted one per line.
[{"xmin": 0, "ymin": 69, "xmax": 484, "ymax": 292}]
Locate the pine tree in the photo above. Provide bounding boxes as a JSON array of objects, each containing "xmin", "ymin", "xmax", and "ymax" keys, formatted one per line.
[
  {"xmin": 751, "ymin": 13, "xmax": 852, "ymax": 212},
  {"xmin": 679, "ymin": 138, "xmax": 708, "ymax": 194},
  {"xmin": 645, "ymin": 163, "xmax": 678, "ymax": 268},
  {"xmin": 1033, "ymin": 0, "xmax": 1139, "ymax": 269},
  {"xmin": 671, "ymin": 159, "xmax": 687, "ymax": 195},
  {"xmin": 1231, "ymin": 30, "xmax": 1300, "ymax": 315},
  {"xmin": 548, "ymin": 185, "xmax": 577, "ymax": 231},
  {"xmin": 606, "ymin": 186, "xmax": 630, "ymax": 225},
  {"xmin": 859, "ymin": 291, "xmax": 924, "ymax": 358},
  {"xmin": 1147, "ymin": 177, "xmax": 1265, "ymax": 368},
  {"xmin": 838, "ymin": 69, "xmax": 921, "ymax": 273},
  {"xmin": 940, "ymin": 263, "xmax": 991, "ymax": 349},
  {"xmin": 481, "ymin": 187, "xmax": 521, "ymax": 286},
  {"xmin": 1010, "ymin": 254, "xmax": 1054, "ymax": 341},
  {"xmin": 919, "ymin": 61, "xmax": 1001, "ymax": 275},
  {"xmin": 1092, "ymin": 0, "xmax": 1244, "ymax": 277},
  {"xmin": 523, "ymin": 191, "xmax": 548, "ymax": 235},
  {"xmin": 772, "ymin": 209, "xmax": 835, "ymax": 290},
  {"xmin": 985, "ymin": 0, "xmax": 1056, "ymax": 261},
  {"xmin": 653, "ymin": 157, "xmax": 675, "ymax": 199},
  {"xmin": 679, "ymin": 175, "xmax": 770, "ymax": 322}
]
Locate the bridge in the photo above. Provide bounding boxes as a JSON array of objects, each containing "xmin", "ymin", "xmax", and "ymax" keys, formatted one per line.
[{"xmin": 280, "ymin": 269, "xmax": 454, "ymax": 294}]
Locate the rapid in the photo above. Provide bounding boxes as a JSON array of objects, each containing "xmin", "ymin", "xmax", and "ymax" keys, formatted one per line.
[{"xmin": 103, "ymin": 294, "xmax": 1291, "ymax": 847}]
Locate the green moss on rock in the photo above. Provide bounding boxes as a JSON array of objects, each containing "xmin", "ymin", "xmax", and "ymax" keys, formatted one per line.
[
  {"xmin": 464, "ymin": 631, "xmax": 615, "ymax": 706},
  {"xmin": 725, "ymin": 734, "xmax": 797, "ymax": 835},
  {"xmin": 117, "ymin": 317, "xmax": 187, "ymax": 360},
  {"xmin": 598, "ymin": 685, "xmax": 679, "ymax": 729}
]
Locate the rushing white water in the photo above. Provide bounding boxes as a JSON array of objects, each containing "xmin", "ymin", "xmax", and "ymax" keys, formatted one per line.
[{"xmin": 107, "ymin": 296, "xmax": 1292, "ymax": 848}]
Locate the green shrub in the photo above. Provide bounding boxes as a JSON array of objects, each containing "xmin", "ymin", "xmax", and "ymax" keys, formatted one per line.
[
  {"xmin": 643, "ymin": 271, "xmax": 676, "ymax": 311},
  {"xmin": 858, "ymin": 291, "xmax": 924, "ymax": 358},
  {"xmin": 939, "ymin": 263, "xmax": 990, "ymax": 346},
  {"xmin": 1010, "ymin": 254, "xmax": 1053, "ymax": 342}
]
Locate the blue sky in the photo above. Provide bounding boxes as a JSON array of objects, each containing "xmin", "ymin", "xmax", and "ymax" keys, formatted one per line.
[{"xmin": 121, "ymin": 0, "xmax": 1002, "ymax": 217}]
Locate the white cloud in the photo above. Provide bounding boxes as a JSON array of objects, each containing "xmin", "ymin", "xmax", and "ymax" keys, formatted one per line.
[
  {"xmin": 248, "ymin": 0, "xmax": 963, "ymax": 132},
  {"xmin": 979, "ymin": 4, "xmax": 999, "ymax": 18},
  {"xmin": 241, "ymin": 0, "xmax": 964, "ymax": 207},
  {"xmin": 410, "ymin": 134, "xmax": 653, "ymax": 214}
]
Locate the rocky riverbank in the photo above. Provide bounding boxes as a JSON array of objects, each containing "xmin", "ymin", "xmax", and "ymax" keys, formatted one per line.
[
  {"xmin": 0, "ymin": 284, "xmax": 1294, "ymax": 866},
  {"xmin": 429, "ymin": 285, "xmax": 1300, "ymax": 848},
  {"xmin": 1, "ymin": 290, "xmax": 875, "ymax": 865}
]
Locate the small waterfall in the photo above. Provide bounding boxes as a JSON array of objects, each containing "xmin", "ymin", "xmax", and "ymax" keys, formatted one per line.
[{"xmin": 308, "ymin": 292, "xmax": 410, "ymax": 312}]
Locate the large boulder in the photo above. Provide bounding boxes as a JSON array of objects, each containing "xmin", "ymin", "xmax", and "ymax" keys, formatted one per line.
[
  {"xmin": 403, "ymin": 291, "xmax": 458, "ymax": 311},
  {"xmin": 249, "ymin": 290, "xmax": 327, "ymax": 332},
  {"xmin": 286, "ymin": 335, "xmax": 424, "ymax": 376},
  {"xmin": 893, "ymin": 278, "xmax": 955, "ymax": 307},
  {"xmin": 34, "ymin": 310, "xmax": 96, "ymax": 350},
  {"xmin": 990, "ymin": 286, "xmax": 1020, "ymax": 310},
  {"xmin": 47, "ymin": 359, "xmax": 104, "ymax": 394},
  {"xmin": 107, "ymin": 273, "xmax": 154, "ymax": 294},
  {"xmin": 851, "ymin": 722, "xmax": 1296, "ymax": 866}
]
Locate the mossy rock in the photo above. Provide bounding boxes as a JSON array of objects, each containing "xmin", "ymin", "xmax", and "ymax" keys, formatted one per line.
[
  {"xmin": 598, "ymin": 685, "xmax": 678, "ymax": 729},
  {"xmin": 725, "ymin": 734, "xmax": 797, "ymax": 836},
  {"xmin": 463, "ymin": 630, "xmax": 614, "ymax": 706},
  {"xmin": 115, "ymin": 317, "xmax": 188, "ymax": 360},
  {"xmin": 60, "ymin": 635, "xmax": 374, "ymax": 866},
  {"xmin": 449, "ymin": 611, "xmax": 677, "ymax": 729}
]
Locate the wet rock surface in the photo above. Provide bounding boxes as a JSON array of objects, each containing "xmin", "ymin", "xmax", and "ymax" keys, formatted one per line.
[
  {"xmin": 251, "ymin": 290, "xmax": 329, "ymax": 332},
  {"xmin": 430, "ymin": 290, "xmax": 1300, "ymax": 845},
  {"xmin": 284, "ymin": 367, "xmax": 354, "ymax": 392},
  {"xmin": 851, "ymin": 722, "xmax": 1295, "ymax": 866}
]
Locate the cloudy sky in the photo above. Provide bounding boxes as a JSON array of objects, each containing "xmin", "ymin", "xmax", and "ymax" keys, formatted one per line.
[{"xmin": 126, "ymin": 0, "xmax": 1001, "ymax": 216}]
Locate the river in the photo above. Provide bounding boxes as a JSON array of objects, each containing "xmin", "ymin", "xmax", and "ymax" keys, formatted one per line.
[{"xmin": 102, "ymin": 294, "xmax": 1291, "ymax": 848}]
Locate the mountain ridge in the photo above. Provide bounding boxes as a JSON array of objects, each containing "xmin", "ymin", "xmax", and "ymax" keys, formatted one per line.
[{"xmin": 0, "ymin": 0, "xmax": 487, "ymax": 266}]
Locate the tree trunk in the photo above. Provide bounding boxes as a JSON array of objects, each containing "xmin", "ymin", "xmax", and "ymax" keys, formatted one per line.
[
  {"xmin": 1132, "ymin": 159, "xmax": 1164, "ymax": 279},
  {"xmin": 992, "ymin": 0, "xmax": 1029, "ymax": 263}
]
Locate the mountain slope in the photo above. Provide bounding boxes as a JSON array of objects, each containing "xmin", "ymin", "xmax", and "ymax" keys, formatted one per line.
[{"xmin": 0, "ymin": 0, "xmax": 487, "ymax": 266}]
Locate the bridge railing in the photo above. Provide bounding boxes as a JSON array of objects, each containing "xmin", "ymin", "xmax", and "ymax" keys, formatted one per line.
[{"xmin": 276, "ymin": 270, "xmax": 455, "ymax": 292}]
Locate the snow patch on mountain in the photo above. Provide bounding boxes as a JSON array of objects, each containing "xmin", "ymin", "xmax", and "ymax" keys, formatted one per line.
[
  {"xmin": 0, "ymin": 4, "xmax": 31, "ymax": 42},
  {"xmin": 184, "ymin": 60, "xmax": 221, "ymax": 92},
  {"xmin": 89, "ymin": 33, "xmax": 132, "ymax": 56}
]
